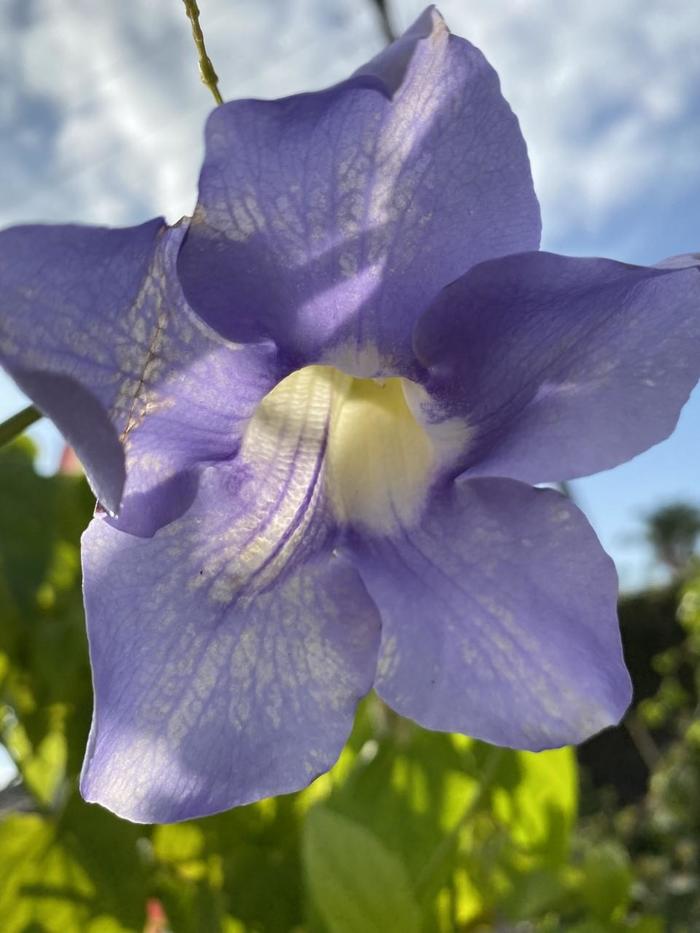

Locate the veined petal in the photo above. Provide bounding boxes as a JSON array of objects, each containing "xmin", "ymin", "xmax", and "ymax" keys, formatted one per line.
[
  {"xmin": 0, "ymin": 220, "xmax": 277, "ymax": 530},
  {"xmin": 106, "ymin": 224, "xmax": 278, "ymax": 536},
  {"xmin": 250, "ymin": 364, "xmax": 440, "ymax": 535},
  {"xmin": 412, "ymin": 252, "xmax": 700, "ymax": 484},
  {"xmin": 80, "ymin": 424, "xmax": 381, "ymax": 821},
  {"xmin": 0, "ymin": 219, "xmax": 162, "ymax": 512},
  {"xmin": 349, "ymin": 478, "xmax": 631, "ymax": 750},
  {"xmin": 178, "ymin": 7, "xmax": 540, "ymax": 376}
]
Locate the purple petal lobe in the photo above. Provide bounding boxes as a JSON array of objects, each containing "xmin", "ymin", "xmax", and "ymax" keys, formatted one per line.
[
  {"xmin": 104, "ymin": 223, "xmax": 278, "ymax": 536},
  {"xmin": 80, "ymin": 391, "xmax": 381, "ymax": 821},
  {"xmin": 0, "ymin": 219, "xmax": 277, "ymax": 531},
  {"xmin": 655, "ymin": 252, "xmax": 700, "ymax": 270},
  {"xmin": 353, "ymin": 5, "xmax": 437, "ymax": 92},
  {"xmin": 0, "ymin": 219, "xmax": 162, "ymax": 513},
  {"xmin": 178, "ymin": 8, "xmax": 540, "ymax": 375},
  {"xmin": 12, "ymin": 369, "xmax": 126, "ymax": 513},
  {"xmin": 350, "ymin": 478, "xmax": 631, "ymax": 750},
  {"xmin": 414, "ymin": 252, "xmax": 700, "ymax": 484}
]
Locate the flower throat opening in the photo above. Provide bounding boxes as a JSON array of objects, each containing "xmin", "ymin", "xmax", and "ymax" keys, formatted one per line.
[{"xmin": 242, "ymin": 365, "xmax": 435, "ymax": 532}]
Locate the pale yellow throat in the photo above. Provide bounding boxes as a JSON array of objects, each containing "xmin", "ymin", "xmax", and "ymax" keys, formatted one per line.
[{"xmin": 242, "ymin": 365, "xmax": 435, "ymax": 532}]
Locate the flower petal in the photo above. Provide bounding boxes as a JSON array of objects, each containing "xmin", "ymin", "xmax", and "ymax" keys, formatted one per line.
[
  {"xmin": 349, "ymin": 477, "xmax": 631, "ymax": 750},
  {"xmin": 413, "ymin": 252, "xmax": 700, "ymax": 484},
  {"xmin": 80, "ymin": 375, "xmax": 381, "ymax": 822},
  {"xmin": 178, "ymin": 8, "xmax": 540, "ymax": 376},
  {"xmin": 0, "ymin": 219, "xmax": 162, "ymax": 512},
  {"xmin": 104, "ymin": 224, "xmax": 278, "ymax": 536},
  {"xmin": 0, "ymin": 220, "xmax": 276, "ymax": 530},
  {"xmin": 656, "ymin": 252, "xmax": 700, "ymax": 270}
]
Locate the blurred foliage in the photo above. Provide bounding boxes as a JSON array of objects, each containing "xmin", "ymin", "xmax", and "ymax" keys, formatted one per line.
[
  {"xmin": 0, "ymin": 441, "xmax": 699, "ymax": 931},
  {"xmin": 645, "ymin": 504, "xmax": 700, "ymax": 575}
]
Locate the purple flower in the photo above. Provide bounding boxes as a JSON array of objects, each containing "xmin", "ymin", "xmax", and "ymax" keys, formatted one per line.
[{"xmin": 1, "ymin": 8, "xmax": 699, "ymax": 823}]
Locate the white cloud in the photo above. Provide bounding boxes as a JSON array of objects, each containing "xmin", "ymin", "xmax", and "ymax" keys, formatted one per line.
[
  {"xmin": 396, "ymin": 0, "xmax": 700, "ymax": 246},
  {"xmin": 3, "ymin": 0, "xmax": 698, "ymax": 248},
  {"xmin": 0, "ymin": 0, "xmax": 380, "ymax": 227}
]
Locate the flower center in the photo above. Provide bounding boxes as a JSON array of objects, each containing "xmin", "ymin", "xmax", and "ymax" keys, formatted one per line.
[{"xmin": 242, "ymin": 365, "xmax": 435, "ymax": 532}]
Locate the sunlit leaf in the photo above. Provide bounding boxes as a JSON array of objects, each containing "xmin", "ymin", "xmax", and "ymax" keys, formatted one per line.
[
  {"xmin": 0, "ymin": 813, "xmax": 95, "ymax": 931},
  {"xmin": 493, "ymin": 746, "xmax": 577, "ymax": 862},
  {"xmin": 303, "ymin": 807, "xmax": 422, "ymax": 933},
  {"xmin": 153, "ymin": 823, "xmax": 205, "ymax": 863},
  {"xmin": 4, "ymin": 721, "xmax": 66, "ymax": 806},
  {"xmin": 325, "ymin": 718, "xmax": 476, "ymax": 884}
]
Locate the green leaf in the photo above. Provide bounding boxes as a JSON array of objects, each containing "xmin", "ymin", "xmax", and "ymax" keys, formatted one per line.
[
  {"xmin": 625, "ymin": 918, "xmax": 665, "ymax": 933},
  {"xmin": 4, "ymin": 722, "xmax": 66, "ymax": 806},
  {"xmin": 153, "ymin": 823, "xmax": 205, "ymax": 863},
  {"xmin": 303, "ymin": 807, "xmax": 422, "ymax": 933},
  {"xmin": 0, "ymin": 442, "xmax": 95, "ymax": 782},
  {"xmin": 580, "ymin": 841, "xmax": 632, "ymax": 921},
  {"xmin": 325, "ymin": 722, "xmax": 476, "ymax": 887},
  {"xmin": 565, "ymin": 923, "xmax": 614, "ymax": 933},
  {"xmin": 178, "ymin": 796, "xmax": 307, "ymax": 932},
  {"xmin": 493, "ymin": 746, "xmax": 577, "ymax": 863},
  {"xmin": 0, "ymin": 813, "xmax": 96, "ymax": 932},
  {"xmin": 85, "ymin": 919, "xmax": 134, "ymax": 933},
  {"xmin": 502, "ymin": 866, "xmax": 569, "ymax": 920}
]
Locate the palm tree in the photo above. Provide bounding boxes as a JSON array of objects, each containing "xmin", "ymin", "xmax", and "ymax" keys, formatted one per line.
[{"xmin": 646, "ymin": 503, "xmax": 700, "ymax": 574}]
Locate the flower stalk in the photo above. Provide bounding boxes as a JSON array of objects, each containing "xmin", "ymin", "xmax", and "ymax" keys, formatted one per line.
[
  {"xmin": 370, "ymin": 0, "xmax": 396, "ymax": 43},
  {"xmin": 182, "ymin": 0, "xmax": 224, "ymax": 105},
  {"xmin": 0, "ymin": 404, "xmax": 41, "ymax": 449}
]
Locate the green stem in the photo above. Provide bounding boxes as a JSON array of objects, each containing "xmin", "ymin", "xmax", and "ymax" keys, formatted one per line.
[
  {"xmin": 415, "ymin": 745, "xmax": 507, "ymax": 902},
  {"xmin": 0, "ymin": 405, "xmax": 42, "ymax": 448},
  {"xmin": 182, "ymin": 0, "xmax": 224, "ymax": 105}
]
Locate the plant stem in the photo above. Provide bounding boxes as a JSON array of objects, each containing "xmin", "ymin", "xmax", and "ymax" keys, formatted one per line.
[
  {"xmin": 182, "ymin": 0, "xmax": 224, "ymax": 105},
  {"xmin": 370, "ymin": 0, "xmax": 396, "ymax": 43},
  {"xmin": 0, "ymin": 405, "xmax": 42, "ymax": 449},
  {"xmin": 625, "ymin": 710, "xmax": 662, "ymax": 771}
]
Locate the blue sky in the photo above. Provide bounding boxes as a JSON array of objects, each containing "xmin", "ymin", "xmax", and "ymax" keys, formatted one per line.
[{"xmin": 1, "ymin": 0, "xmax": 699, "ymax": 589}]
